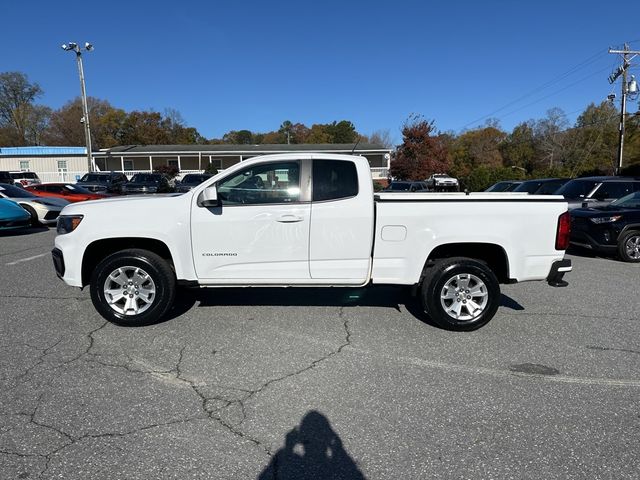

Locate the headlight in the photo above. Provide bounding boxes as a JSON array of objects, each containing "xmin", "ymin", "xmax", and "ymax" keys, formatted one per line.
[
  {"xmin": 590, "ymin": 215, "xmax": 622, "ymax": 224},
  {"xmin": 57, "ymin": 215, "xmax": 84, "ymax": 234}
]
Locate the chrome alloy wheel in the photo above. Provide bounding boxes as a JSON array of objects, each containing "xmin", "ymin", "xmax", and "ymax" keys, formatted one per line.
[
  {"xmin": 103, "ymin": 266, "xmax": 156, "ymax": 316},
  {"xmin": 625, "ymin": 234, "xmax": 640, "ymax": 260},
  {"xmin": 439, "ymin": 273, "xmax": 489, "ymax": 321}
]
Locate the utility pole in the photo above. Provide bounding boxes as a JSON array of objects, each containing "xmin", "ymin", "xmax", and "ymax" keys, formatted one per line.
[
  {"xmin": 62, "ymin": 42, "xmax": 95, "ymax": 172},
  {"xmin": 608, "ymin": 43, "xmax": 640, "ymax": 174}
]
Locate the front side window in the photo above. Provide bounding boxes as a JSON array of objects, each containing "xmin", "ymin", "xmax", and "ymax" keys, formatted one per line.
[
  {"xmin": 313, "ymin": 160, "xmax": 358, "ymax": 201},
  {"xmin": 218, "ymin": 161, "xmax": 300, "ymax": 205}
]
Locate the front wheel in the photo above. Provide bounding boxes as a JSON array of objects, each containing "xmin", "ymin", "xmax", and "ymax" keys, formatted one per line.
[
  {"xmin": 618, "ymin": 231, "xmax": 640, "ymax": 262},
  {"xmin": 420, "ymin": 257, "xmax": 500, "ymax": 331},
  {"xmin": 90, "ymin": 249, "xmax": 176, "ymax": 326}
]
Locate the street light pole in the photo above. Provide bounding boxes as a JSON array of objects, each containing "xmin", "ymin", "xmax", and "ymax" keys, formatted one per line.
[{"xmin": 62, "ymin": 42, "xmax": 94, "ymax": 172}]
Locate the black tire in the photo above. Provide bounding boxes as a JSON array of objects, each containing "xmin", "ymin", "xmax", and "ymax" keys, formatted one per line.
[
  {"xmin": 90, "ymin": 249, "xmax": 176, "ymax": 326},
  {"xmin": 420, "ymin": 257, "xmax": 500, "ymax": 331},
  {"xmin": 618, "ymin": 230, "xmax": 640, "ymax": 263},
  {"xmin": 22, "ymin": 204, "xmax": 40, "ymax": 227}
]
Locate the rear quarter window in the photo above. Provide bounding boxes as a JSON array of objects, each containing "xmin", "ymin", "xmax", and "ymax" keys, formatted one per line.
[{"xmin": 312, "ymin": 160, "xmax": 358, "ymax": 201}]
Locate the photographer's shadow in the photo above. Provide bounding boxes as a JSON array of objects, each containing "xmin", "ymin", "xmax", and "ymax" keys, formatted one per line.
[{"xmin": 258, "ymin": 410, "xmax": 366, "ymax": 480}]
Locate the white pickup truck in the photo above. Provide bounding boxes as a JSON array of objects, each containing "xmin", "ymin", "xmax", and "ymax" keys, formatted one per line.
[{"xmin": 52, "ymin": 153, "xmax": 572, "ymax": 331}]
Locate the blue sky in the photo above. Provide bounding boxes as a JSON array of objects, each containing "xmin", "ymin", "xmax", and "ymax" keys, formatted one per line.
[{"xmin": 1, "ymin": 1, "xmax": 638, "ymax": 143}]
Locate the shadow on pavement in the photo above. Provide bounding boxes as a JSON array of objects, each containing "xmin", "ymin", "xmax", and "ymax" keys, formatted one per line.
[
  {"xmin": 500, "ymin": 294, "xmax": 525, "ymax": 311},
  {"xmin": 258, "ymin": 410, "xmax": 366, "ymax": 480},
  {"xmin": 0, "ymin": 226, "xmax": 50, "ymax": 237}
]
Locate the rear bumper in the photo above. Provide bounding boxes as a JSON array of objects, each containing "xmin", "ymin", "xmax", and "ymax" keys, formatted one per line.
[{"xmin": 547, "ymin": 259, "xmax": 572, "ymax": 287}]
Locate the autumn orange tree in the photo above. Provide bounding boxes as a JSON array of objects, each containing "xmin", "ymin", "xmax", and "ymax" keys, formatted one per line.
[{"xmin": 390, "ymin": 115, "xmax": 449, "ymax": 180}]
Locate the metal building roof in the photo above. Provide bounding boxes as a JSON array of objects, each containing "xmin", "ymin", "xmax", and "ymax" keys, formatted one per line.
[{"xmin": 0, "ymin": 146, "xmax": 87, "ymax": 156}]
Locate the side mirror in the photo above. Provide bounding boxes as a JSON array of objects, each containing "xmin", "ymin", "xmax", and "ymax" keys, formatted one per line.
[{"xmin": 198, "ymin": 185, "xmax": 220, "ymax": 207}]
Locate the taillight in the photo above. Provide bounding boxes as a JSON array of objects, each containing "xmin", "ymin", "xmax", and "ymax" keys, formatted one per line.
[
  {"xmin": 556, "ymin": 211, "xmax": 571, "ymax": 250},
  {"xmin": 20, "ymin": 180, "xmax": 28, "ymax": 185}
]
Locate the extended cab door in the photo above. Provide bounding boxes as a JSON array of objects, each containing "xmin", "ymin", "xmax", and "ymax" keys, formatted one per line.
[
  {"xmin": 309, "ymin": 159, "xmax": 374, "ymax": 283},
  {"xmin": 191, "ymin": 160, "xmax": 311, "ymax": 282}
]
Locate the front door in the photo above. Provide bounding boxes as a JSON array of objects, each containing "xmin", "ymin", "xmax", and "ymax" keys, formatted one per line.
[{"xmin": 191, "ymin": 160, "xmax": 311, "ymax": 282}]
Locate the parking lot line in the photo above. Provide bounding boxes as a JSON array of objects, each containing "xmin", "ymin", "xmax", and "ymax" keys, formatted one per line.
[{"xmin": 5, "ymin": 252, "xmax": 49, "ymax": 266}]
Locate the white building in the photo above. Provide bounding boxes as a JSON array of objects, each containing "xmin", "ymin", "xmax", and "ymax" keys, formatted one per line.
[{"xmin": 0, "ymin": 144, "xmax": 392, "ymax": 183}]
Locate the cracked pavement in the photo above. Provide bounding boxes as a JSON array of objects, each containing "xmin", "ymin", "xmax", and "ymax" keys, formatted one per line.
[{"xmin": 1, "ymin": 229, "xmax": 640, "ymax": 479}]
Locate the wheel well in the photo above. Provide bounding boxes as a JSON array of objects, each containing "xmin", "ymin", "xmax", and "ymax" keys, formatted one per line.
[
  {"xmin": 82, "ymin": 238, "xmax": 173, "ymax": 287},
  {"xmin": 424, "ymin": 243, "xmax": 510, "ymax": 283}
]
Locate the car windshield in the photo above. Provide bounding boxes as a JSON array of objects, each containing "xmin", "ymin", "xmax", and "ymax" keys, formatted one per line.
[
  {"xmin": 65, "ymin": 184, "xmax": 92, "ymax": 194},
  {"xmin": 555, "ymin": 179, "xmax": 598, "ymax": 198},
  {"xmin": 388, "ymin": 182, "xmax": 411, "ymax": 191},
  {"xmin": 0, "ymin": 183, "xmax": 37, "ymax": 198},
  {"xmin": 10, "ymin": 172, "xmax": 38, "ymax": 179},
  {"xmin": 512, "ymin": 181, "xmax": 543, "ymax": 194},
  {"xmin": 610, "ymin": 191, "xmax": 640, "ymax": 208},
  {"xmin": 486, "ymin": 181, "xmax": 515, "ymax": 192},
  {"xmin": 182, "ymin": 174, "xmax": 210, "ymax": 184},
  {"xmin": 80, "ymin": 174, "xmax": 109, "ymax": 183},
  {"xmin": 130, "ymin": 174, "xmax": 160, "ymax": 183}
]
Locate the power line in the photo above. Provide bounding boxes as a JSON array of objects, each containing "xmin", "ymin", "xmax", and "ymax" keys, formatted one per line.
[{"xmin": 460, "ymin": 49, "xmax": 608, "ymax": 130}]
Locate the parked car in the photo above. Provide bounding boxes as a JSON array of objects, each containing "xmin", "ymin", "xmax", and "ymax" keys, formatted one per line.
[
  {"xmin": 25, "ymin": 183, "xmax": 109, "ymax": 203},
  {"xmin": 0, "ymin": 198, "xmax": 31, "ymax": 231},
  {"xmin": 426, "ymin": 173, "xmax": 459, "ymax": 192},
  {"xmin": 485, "ymin": 181, "xmax": 523, "ymax": 192},
  {"xmin": 384, "ymin": 181, "xmax": 429, "ymax": 192},
  {"xmin": 175, "ymin": 173, "xmax": 214, "ymax": 193},
  {"xmin": 0, "ymin": 183, "xmax": 69, "ymax": 226},
  {"xmin": 511, "ymin": 178, "xmax": 570, "ymax": 195},
  {"xmin": 121, "ymin": 173, "xmax": 173, "ymax": 194},
  {"xmin": 10, "ymin": 171, "xmax": 41, "ymax": 187},
  {"xmin": 555, "ymin": 176, "xmax": 640, "ymax": 209},
  {"xmin": 570, "ymin": 191, "xmax": 640, "ymax": 262},
  {"xmin": 76, "ymin": 172, "xmax": 128, "ymax": 194}
]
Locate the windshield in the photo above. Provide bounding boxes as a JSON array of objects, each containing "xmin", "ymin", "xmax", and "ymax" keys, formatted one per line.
[
  {"xmin": 10, "ymin": 172, "xmax": 38, "ymax": 179},
  {"xmin": 610, "ymin": 191, "xmax": 640, "ymax": 208},
  {"xmin": 130, "ymin": 174, "xmax": 160, "ymax": 183},
  {"xmin": 0, "ymin": 183, "xmax": 37, "ymax": 198},
  {"xmin": 486, "ymin": 181, "xmax": 515, "ymax": 192},
  {"xmin": 388, "ymin": 182, "xmax": 411, "ymax": 191},
  {"xmin": 512, "ymin": 181, "xmax": 542, "ymax": 194},
  {"xmin": 80, "ymin": 174, "xmax": 109, "ymax": 183},
  {"xmin": 65, "ymin": 184, "xmax": 92, "ymax": 194},
  {"xmin": 182, "ymin": 174, "xmax": 211, "ymax": 184},
  {"xmin": 555, "ymin": 179, "xmax": 598, "ymax": 198}
]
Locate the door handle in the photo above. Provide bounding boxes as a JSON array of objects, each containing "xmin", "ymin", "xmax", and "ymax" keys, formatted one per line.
[{"xmin": 277, "ymin": 214, "xmax": 304, "ymax": 223}]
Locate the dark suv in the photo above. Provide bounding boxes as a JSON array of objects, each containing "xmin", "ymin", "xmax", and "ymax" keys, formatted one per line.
[
  {"xmin": 76, "ymin": 172, "xmax": 128, "ymax": 194},
  {"xmin": 570, "ymin": 191, "xmax": 640, "ymax": 262},
  {"xmin": 555, "ymin": 176, "xmax": 640, "ymax": 209}
]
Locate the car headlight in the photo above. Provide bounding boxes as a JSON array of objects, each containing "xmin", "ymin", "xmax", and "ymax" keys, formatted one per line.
[
  {"xmin": 57, "ymin": 215, "xmax": 84, "ymax": 234},
  {"xmin": 590, "ymin": 215, "xmax": 622, "ymax": 224}
]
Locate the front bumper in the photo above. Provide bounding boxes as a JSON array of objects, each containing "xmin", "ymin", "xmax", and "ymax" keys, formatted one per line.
[
  {"xmin": 547, "ymin": 259, "xmax": 572, "ymax": 287},
  {"xmin": 52, "ymin": 248, "xmax": 65, "ymax": 278}
]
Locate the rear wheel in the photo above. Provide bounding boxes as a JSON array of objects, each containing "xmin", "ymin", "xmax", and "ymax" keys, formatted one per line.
[
  {"xmin": 90, "ymin": 249, "xmax": 176, "ymax": 326},
  {"xmin": 420, "ymin": 257, "xmax": 500, "ymax": 331},
  {"xmin": 618, "ymin": 231, "xmax": 640, "ymax": 262}
]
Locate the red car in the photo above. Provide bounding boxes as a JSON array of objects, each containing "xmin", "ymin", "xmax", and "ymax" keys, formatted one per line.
[{"xmin": 25, "ymin": 183, "xmax": 109, "ymax": 203}]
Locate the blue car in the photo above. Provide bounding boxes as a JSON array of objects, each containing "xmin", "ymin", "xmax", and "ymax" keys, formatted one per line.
[{"xmin": 0, "ymin": 198, "xmax": 31, "ymax": 230}]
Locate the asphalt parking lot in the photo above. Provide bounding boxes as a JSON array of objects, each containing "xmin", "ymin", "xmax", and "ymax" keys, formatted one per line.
[{"xmin": 1, "ymin": 228, "xmax": 639, "ymax": 479}]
